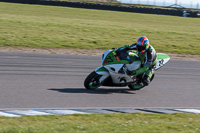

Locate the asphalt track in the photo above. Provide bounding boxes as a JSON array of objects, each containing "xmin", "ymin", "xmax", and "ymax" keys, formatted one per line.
[{"xmin": 0, "ymin": 52, "xmax": 200, "ymax": 109}]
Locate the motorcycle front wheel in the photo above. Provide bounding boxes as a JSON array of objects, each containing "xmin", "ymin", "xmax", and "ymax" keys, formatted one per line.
[{"xmin": 84, "ymin": 71, "xmax": 102, "ymax": 90}]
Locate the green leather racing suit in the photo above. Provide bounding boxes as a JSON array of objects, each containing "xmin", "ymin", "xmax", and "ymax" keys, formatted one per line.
[{"xmin": 124, "ymin": 44, "xmax": 157, "ymax": 86}]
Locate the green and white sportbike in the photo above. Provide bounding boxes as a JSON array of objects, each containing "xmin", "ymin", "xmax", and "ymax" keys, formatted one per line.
[{"xmin": 84, "ymin": 47, "xmax": 170, "ymax": 90}]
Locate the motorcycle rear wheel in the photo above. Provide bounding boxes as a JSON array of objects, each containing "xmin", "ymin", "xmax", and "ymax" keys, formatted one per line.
[
  {"xmin": 128, "ymin": 74, "xmax": 155, "ymax": 90},
  {"xmin": 128, "ymin": 84, "xmax": 144, "ymax": 90},
  {"xmin": 84, "ymin": 71, "xmax": 102, "ymax": 90}
]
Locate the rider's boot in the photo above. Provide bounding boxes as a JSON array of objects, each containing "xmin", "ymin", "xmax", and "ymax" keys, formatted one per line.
[{"xmin": 142, "ymin": 75, "xmax": 151, "ymax": 86}]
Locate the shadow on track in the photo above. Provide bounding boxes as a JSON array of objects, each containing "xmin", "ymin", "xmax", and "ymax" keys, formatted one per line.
[{"xmin": 48, "ymin": 88, "xmax": 136, "ymax": 94}]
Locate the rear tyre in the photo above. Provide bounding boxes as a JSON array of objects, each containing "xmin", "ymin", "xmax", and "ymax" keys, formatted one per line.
[
  {"xmin": 84, "ymin": 71, "xmax": 102, "ymax": 90},
  {"xmin": 128, "ymin": 74, "xmax": 155, "ymax": 90},
  {"xmin": 128, "ymin": 84, "xmax": 144, "ymax": 90}
]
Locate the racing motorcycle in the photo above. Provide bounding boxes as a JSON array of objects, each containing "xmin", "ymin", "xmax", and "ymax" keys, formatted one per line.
[{"xmin": 84, "ymin": 47, "xmax": 170, "ymax": 90}]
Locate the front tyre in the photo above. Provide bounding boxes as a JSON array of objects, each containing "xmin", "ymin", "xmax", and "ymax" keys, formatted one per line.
[{"xmin": 84, "ymin": 71, "xmax": 102, "ymax": 90}]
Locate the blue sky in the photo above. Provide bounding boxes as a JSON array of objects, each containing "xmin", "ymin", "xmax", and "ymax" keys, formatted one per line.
[
  {"xmin": 164, "ymin": 0, "xmax": 199, "ymax": 4},
  {"xmin": 129, "ymin": 0, "xmax": 200, "ymax": 4},
  {"xmin": 120, "ymin": 0, "xmax": 200, "ymax": 8}
]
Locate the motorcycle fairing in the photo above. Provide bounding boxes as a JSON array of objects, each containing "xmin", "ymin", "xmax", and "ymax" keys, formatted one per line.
[
  {"xmin": 95, "ymin": 51, "xmax": 170, "ymax": 86},
  {"xmin": 98, "ymin": 64, "xmax": 133, "ymax": 84},
  {"xmin": 155, "ymin": 53, "xmax": 170, "ymax": 70},
  {"xmin": 101, "ymin": 49, "xmax": 113, "ymax": 65},
  {"xmin": 95, "ymin": 66, "xmax": 110, "ymax": 83}
]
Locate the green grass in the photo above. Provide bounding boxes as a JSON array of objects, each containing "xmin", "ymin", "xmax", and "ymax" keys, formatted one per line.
[
  {"xmin": 0, "ymin": 113, "xmax": 200, "ymax": 133},
  {"xmin": 0, "ymin": 2, "xmax": 200, "ymax": 55}
]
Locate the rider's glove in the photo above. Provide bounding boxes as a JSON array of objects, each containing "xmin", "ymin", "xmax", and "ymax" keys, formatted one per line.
[{"xmin": 123, "ymin": 45, "xmax": 131, "ymax": 50}]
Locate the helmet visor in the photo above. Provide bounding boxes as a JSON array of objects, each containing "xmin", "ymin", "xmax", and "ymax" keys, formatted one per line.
[{"xmin": 137, "ymin": 45, "xmax": 146, "ymax": 52}]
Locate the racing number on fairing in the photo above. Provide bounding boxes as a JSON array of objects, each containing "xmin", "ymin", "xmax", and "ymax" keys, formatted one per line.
[
  {"xmin": 159, "ymin": 59, "xmax": 164, "ymax": 66},
  {"xmin": 106, "ymin": 56, "xmax": 113, "ymax": 63}
]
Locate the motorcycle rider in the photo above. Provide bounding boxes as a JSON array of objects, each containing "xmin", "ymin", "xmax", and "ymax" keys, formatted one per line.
[{"xmin": 122, "ymin": 36, "xmax": 157, "ymax": 87}]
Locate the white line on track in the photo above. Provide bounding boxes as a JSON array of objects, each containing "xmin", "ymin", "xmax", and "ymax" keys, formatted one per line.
[
  {"xmin": 0, "ymin": 111, "xmax": 21, "ymax": 117},
  {"xmin": 173, "ymin": 109, "xmax": 200, "ymax": 114}
]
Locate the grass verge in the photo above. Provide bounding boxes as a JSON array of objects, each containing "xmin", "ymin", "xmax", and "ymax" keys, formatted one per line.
[
  {"xmin": 0, "ymin": 113, "xmax": 200, "ymax": 133},
  {"xmin": 0, "ymin": 2, "xmax": 200, "ymax": 55}
]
